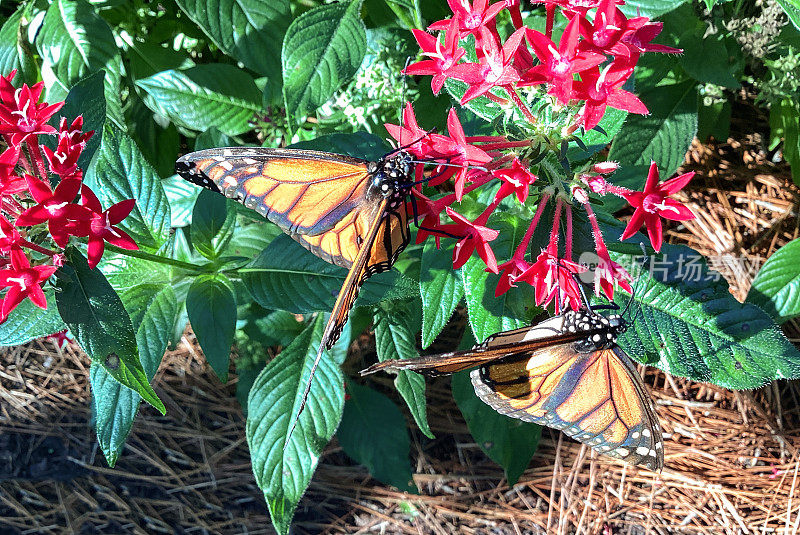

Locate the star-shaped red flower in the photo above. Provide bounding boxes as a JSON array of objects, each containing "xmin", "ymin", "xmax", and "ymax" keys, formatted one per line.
[
  {"xmin": 15, "ymin": 176, "xmax": 91, "ymax": 248},
  {"xmin": 446, "ymin": 27, "xmax": 526, "ymax": 104},
  {"xmin": 520, "ymin": 15, "xmax": 606, "ymax": 104},
  {"xmin": 443, "ymin": 207, "xmax": 499, "ymax": 272},
  {"xmin": 79, "ymin": 185, "xmax": 139, "ymax": 269},
  {"xmin": 0, "ymin": 249, "xmax": 58, "ymax": 323},
  {"xmin": 405, "ymin": 17, "xmax": 466, "ymax": 95},
  {"xmin": 620, "ymin": 162, "xmax": 695, "ymax": 251},
  {"xmin": 0, "ymin": 81, "xmax": 63, "ymax": 146}
]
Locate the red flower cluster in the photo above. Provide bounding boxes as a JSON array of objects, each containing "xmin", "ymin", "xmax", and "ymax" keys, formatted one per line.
[
  {"xmin": 389, "ymin": 0, "xmax": 694, "ymax": 312},
  {"xmin": 0, "ymin": 70, "xmax": 138, "ymax": 323},
  {"xmin": 407, "ymin": 0, "xmax": 680, "ymax": 130}
]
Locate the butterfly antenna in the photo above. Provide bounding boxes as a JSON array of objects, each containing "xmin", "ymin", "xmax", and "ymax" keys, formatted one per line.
[
  {"xmin": 574, "ymin": 272, "xmax": 594, "ymax": 314},
  {"xmin": 408, "ymin": 160, "xmax": 488, "ymax": 173},
  {"xmin": 399, "ymin": 56, "xmax": 412, "ymax": 146},
  {"xmin": 622, "ymin": 243, "xmax": 648, "ymax": 323},
  {"xmin": 283, "ymin": 344, "xmax": 326, "ymax": 449}
]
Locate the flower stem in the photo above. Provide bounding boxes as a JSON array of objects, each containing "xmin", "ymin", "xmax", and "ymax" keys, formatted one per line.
[
  {"xmin": 105, "ymin": 243, "xmax": 210, "ymax": 273},
  {"xmin": 504, "ymin": 86, "xmax": 537, "ymax": 124},
  {"xmin": 515, "ymin": 192, "xmax": 550, "ymax": 259},
  {"xmin": 20, "ymin": 238, "xmax": 57, "ymax": 257},
  {"xmin": 26, "ymin": 138, "xmax": 48, "ymax": 180},
  {"xmin": 473, "ymin": 140, "xmax": 532, "ymax": 151}
]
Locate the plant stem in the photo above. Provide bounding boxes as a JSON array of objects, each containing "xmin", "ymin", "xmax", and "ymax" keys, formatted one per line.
[
  {"xmin": 505, "ymin": 87, "xmax": 537, "ymax": 124},
  {"xmin": 105, "ymin": 243, "xmax": 209, "ymax": 272}
]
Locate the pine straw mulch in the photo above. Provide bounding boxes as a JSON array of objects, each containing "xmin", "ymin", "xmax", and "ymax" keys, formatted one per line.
[{"xmin": 2, "ymin": 131, "xmax": 800, "ymax": 534}]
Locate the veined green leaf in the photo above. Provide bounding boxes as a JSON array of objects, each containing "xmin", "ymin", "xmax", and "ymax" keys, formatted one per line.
[{"xmin": 246, "ymin": 316, "xmax": 346, "ymax": 535}]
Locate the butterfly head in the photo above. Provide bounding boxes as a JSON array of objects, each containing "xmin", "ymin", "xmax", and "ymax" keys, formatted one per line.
[
  {"xmin": 567, "ymin": 310, "xmax": 628, "ymax": 351},
  {"xmin": 369, "ymin": 151, "xmax": 414, "ymax": 202}
]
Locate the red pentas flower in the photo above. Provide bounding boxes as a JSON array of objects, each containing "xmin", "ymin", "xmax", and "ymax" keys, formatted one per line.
[
  {"xmin": 42, "ymin": 117, "xmax": 94, "ymax": 178},
  {"xmin": 0, "ymin": 70, "xmax": 16, "ymax": 104},
  {"xmin": 0, "ymin": 146, "xmax": 27, "ymax": 197},
  {"xmin": 622, "ymin": 18, "xmax": 682, "ymax": 57},
  {"xmin": 577, "ymin": 0, "xmax": 630, "ymax": 54},
  {"xmin": 0, "ymin": 69, "xmax": 140, "ymax": 324},
  {"xmin": 493, "ymin": 157, "xmax": 537, "ymax": 203},
  {"xmin": 520, "ymin": 15, "xmax": 606, "ymax": 104},
  {"xmin": 444, "ymin": 207, "xmax": 500, "ymax": 272},
  {"xmin": 620, "ymin": 162, "xmax": 695, "ymax": 251},
  {"xmin": 405, "ymin": 17, "xmax": 466, "ymax": 95},
  {"xmin": 77, "ymin": 185, "xmax": 139, "ymax": 269},
  {"xmin": 446, "ymin": 27, "xmax": 526, "ymax": 104},
  {"xmin": 389, "ymin": 0, "xmax": 696, "ymax": 310},
  {"xmin": 385, "ymin": 103, "xmax": 438, "ymax": 161},
  {"xmin": 0, "ymin": 248, "xmax": 58, "ymax": 322},
  {"xmin": 516, "ymin": 250, "xmax": 587, "ymax": 313},
  {"xmin": 573, "ymin": 187, "xmax": 632, "ymax": 300},
  {"xmin": 572, "ymin": 63, "xmax": 648, "ymax": 130},
  {"xmin": 0, "ymin": 80, "xmax": 63, "ymax": 147},
  {"xmin": 0, "ymin": 215, "xmax": 24, "ymax": 252},
  {"xmin": 15, "ymin": 176, "xmax": 91, "ymax": 248},
  {"xmin": 431, "ymin": 108, "xmax": 492, "ymax": 199},
  {"xmin": 428, "ymin": 0, "xmax": 506, "ymax": 38},
  {"xmin": 411, "ymin": 191, "xmax": 457, "ymax": 248}
]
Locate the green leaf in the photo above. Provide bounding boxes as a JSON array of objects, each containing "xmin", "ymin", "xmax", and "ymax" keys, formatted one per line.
[
  {"xmin": 241, "ymin": 309, "xmax": 306, "ymax": 348},
  {"xmin": 282, "ymin": 0, "xmax": 367, "ymax": 122},
  {"xmin": 56, "ymin": 248, "xmax": 164, "ymax": 414},
  {"xmin": 36, "ymin": 0, "xmax": 124, "ymax": 128},
  {"xmin": 0, "ymin": 6, "xmax": 36, "ymax": 87},
  {"xmin": 136, "ymin": 65, "xmax": 261, "ymax": 136},
  {"xmin": 190, "ymin": 189, "xmax": 237, "ymax": 260},
  {"xmin": 770, "ymin": 99, "xmax": 800, "ymax": 186},
  {"xmin": 0, "ymin": 288, "xmax": 66, "ymax": 346},
  {"xmin": 619, "ymin": 0, "xmax": 689, "ymax": 18},
  {"xmin": 246, "ymin": 316, "xmax": 346, "ymax": 535},
  {"xmin": 748, "ymin": 238, "xmax": 800, "ymax": 322},
  {"xmin": 612, "ymin": 244, "xmax": 800, "ymax": 389},
  {"xmin": 776, "ymin": 0, "xmax": 800, "ymax": 30},
  {"xmin": 697, "ymin": 100, "xmax": 731, "ymax": 142},
  {"xmin": 290, "ymin": 131, "xmax": 390, "ymax": 160},
  {"xmin": 373, "ymin": 301, "xmax": 433, "ymax": 439},
  {"xmin": 127, "ymin": 96, "xmax": 181, "ymax": 179},
  {"xmin": 452, "ymin": 370, "xmax": 541, "ymax": 485},
  {"xmin": 175, "ymin": 0, "xmax": 291, "ymax": 83},
  {"xmin": 236, "ymin": 361, "xmax": 265, "ymax": 414},
  {"xmin": 186, "ymin": 275, "xmax": 237, "ymax": 382},
  {"xmin": 91, "ymin": 283, "xmax": 177, "ymax": 465},
  {"xmin": 222, "ymin": 222, "xmax": 283, "ymax": 260},
  {"xmin": 194, "ymin": 128, "xmax": 234, "ymax": 150},
  {"xmin": 680, "ymin": 30, "xmax": 742, "ymax": 88},
  {"xmin": 461, "ymin": 213, "xmax": 536, "ymax": 342},
  {"xmin": 241, "ymin": 234, "xmax": 416, "ymax": 312},
  {"xmin": 338, "ymin": 381, "xmax": 415, "ymax": 492},
  {"xmin": 84, "ymin": 124, "xmax": 171, "ymax": 250},
  {"xmin": 53, "ymin": 71, "xmax": 107, "ymax": 172},
  {"xmin": 127, "ymin": 40, "xmax": 195, "ymax": 81},
  {"xmin": 162, "ymin": 175, "xmax": 201, "ymax": 228},
  {"xmin": 97, "ymin": 250, "xmax": 173, "ymax": 292},
  {"xmin": 420, "ymin": 238, "xmax": 462, "ymax": 348},
  {"xmin": 609, "ymin": 81, "xmax": 698, "ymax": 179},
  {"xmin": 570, "ymin": 107, "xmax": 628, "ymax": 159}
]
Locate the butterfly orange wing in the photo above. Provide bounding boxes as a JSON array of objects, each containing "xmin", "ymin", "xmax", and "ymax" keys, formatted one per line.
[
  {"xmin": 177, "ymin": 146, "xmax": 411, "ymax": 347},
  {"xmin": 176, "ymin": 147, "xmax": 384, "ymax": 269},
  {"xmin": 471, "ymin": 345, "xmax": 663, "ymax": 470}
]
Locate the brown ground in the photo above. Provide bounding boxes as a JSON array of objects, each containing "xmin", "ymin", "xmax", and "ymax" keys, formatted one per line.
[{"xmin": 2, "ymin": 110, "xmax": 800, "ymax": 534}]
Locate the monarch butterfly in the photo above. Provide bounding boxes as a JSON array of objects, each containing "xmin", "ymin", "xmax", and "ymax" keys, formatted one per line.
[
  {"xmin": 361, "ymin": 308, "xmax": 664, "ymax": 471},
  {"xmin": 175, "ymin": 147, "xmax": 416, "ymax": 433}
]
